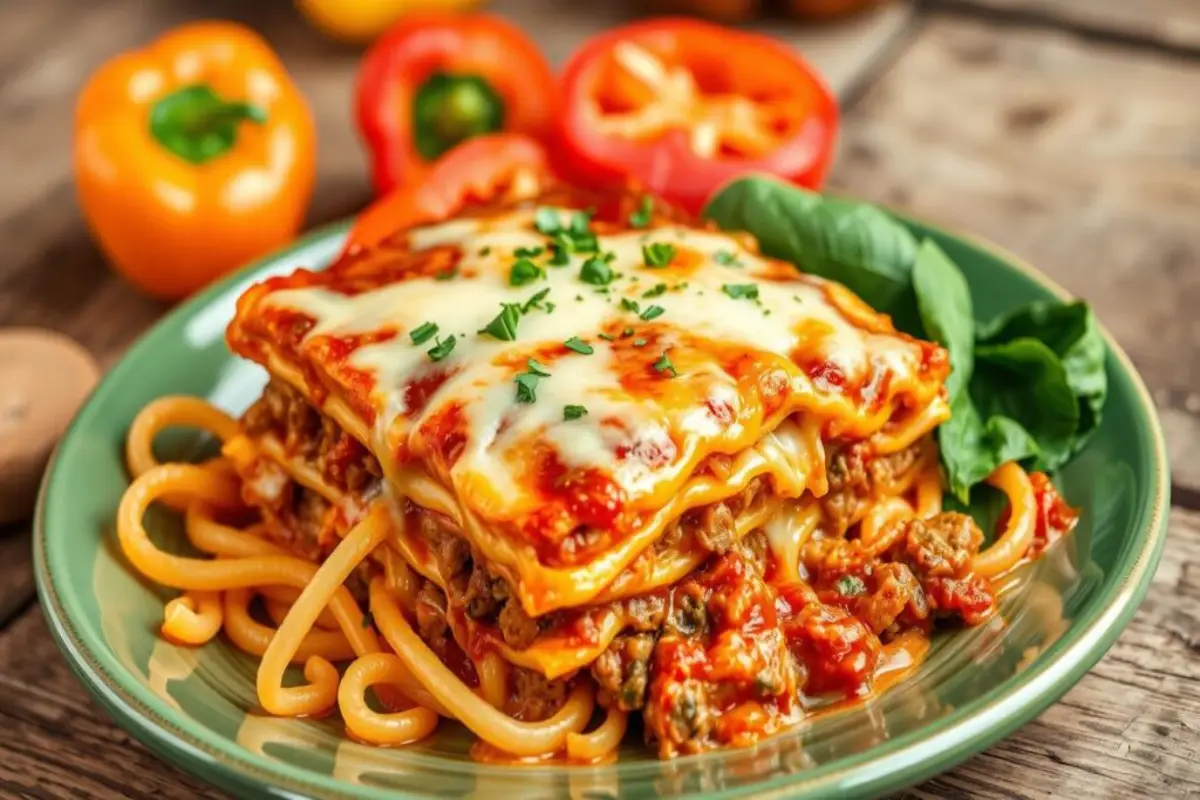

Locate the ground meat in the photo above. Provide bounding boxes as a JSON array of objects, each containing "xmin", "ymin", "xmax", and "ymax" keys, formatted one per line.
[
  {"xmin": 924, "ymin": 575, "xmax": 995, "ymax": 625},
  {"xmin": 497, "ymin": 600, "xmax": 543, "ymax": 649},
  {"xmin": 644, "ymin": 553, "xmax": 805, "ymax": 758},
  {"xmin": 414, "ymin": 581, "xmax": 451, "ymax": 654},
  {"xmin": 733, "ymin": 530, "xmax": 770, "ymax": 577},
  {"xmin": 591, "ymin": 633, "xmax": 656, "ymax": 711},
  {"xmin": 899, "ymin": 512, "xmax": 982, "ymax": 577},
  {"xmin": 242, "ymin": 379, "xmax": 382, "ymax": 495},
  {"xmin": 821, "ymin": 441, "xmax": 923, "ymax": 534},
  {"xmin": 508, "ymin": 667, "xmax": 568, "ymax": 722},
  {"xmin": 622, "ymin": 593, "xmax": 669, "ymax": 632},
  {"xmin": 694, "ymin": 502, "xmax": 736, "ymax": 553},
  {"xmin": 855, "ymin": 562, "xmax": 929, "ymax": 635}
]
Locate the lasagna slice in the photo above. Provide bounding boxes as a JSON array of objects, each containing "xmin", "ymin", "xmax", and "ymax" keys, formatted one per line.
[{"xmin": 222, "ymin": 189, "xmax": 956, "ymax": 753}]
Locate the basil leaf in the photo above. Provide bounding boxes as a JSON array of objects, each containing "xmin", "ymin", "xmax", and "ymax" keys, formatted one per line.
[
  {"xmin": 978, "ymin": 301, "xmax": 1107, "ymax": 461},
  {"xmin": 702, "ymin": 176, "xmax": 920, "ymax": 311}
]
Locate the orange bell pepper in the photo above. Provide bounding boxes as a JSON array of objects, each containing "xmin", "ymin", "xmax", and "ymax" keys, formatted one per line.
[{"xmin": 74, "ymin": 22, "xmax": 316, "ymax": 300}]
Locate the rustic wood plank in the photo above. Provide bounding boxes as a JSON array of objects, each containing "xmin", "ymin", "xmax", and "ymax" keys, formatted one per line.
[
  {"xmin": 831, "ymin": 13, "xmax": 1200, "ymax": 492},
  {"xmin": 0, "ymin": 527, "xmax": 35, "ymax": 627},
  {"xmin": 3, "ymin": 506, "xmax": 1195, "ymax": 799},
  {"xmin": 937, "ymin": 0, "xmax": 1200, "ymax": 52}
]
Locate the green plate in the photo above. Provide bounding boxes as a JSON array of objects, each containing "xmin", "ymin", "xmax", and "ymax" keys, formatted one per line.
[{"xmin": 35, "ymin": 215, "xmax": 1168, "ymax": 799}]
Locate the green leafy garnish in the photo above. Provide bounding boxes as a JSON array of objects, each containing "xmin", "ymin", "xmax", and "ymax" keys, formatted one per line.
[
  {"xmin": 515, "ymin": 246, "xmax": 544, "ymax": 258},
  {"xmin": 522, "ymin": 288, "xmax": 552, "ymax": 314},
  {"xmin": 703, "ymin": 176, "xmax": 1108, "ymax": 501},
  {"xmin": 629, "ymin": 195, "xmax": 653, "ymax": 228},
  {"xmin": 714, "ymin": 249, "xmax": 741, "ymax": 267},
  {"xmin": 526, "ymin": 358, "xmax": 551, "ymax": 377},
  {"xmin": 620, "ymin": 298, "xmax": 640, "ymax": 314},
  {"xmin": 509, "ymin": 258, "xmax": 544, "ymax": 287},
  {"xmin": 479, "ymin": 304, "xmax": 521, "ymax": 341},
  {"xmin": 836, "ymin": 575, "xmax": 866, "ymax": 597},
  {"xmin": 640, "ymin": 305, "xmax": 665, "ymax": 321},
  {"xmin": 409, "ymin": 322, "xmax": 438, "ymax": 345},
  {"xmin": 632, "ymin": 338, "xmax": 648, "ymax": 347},
  {"xmin": 564, "ymin": 337, "xmax": 594, "ymax": 355},
  {"xmin": 534, "ymin": 207, "xmax": 563, "ymax": 235},
  {"xmin": 580, "ymin": 257, "xmax": 615, "ymax": 286},
  {"xmin": 434, "ymin": 266, "xmax": 458, "ymax": 281},
  {"xmin": 427, "ymin": 335, "xmax": 456, "ymax": 362},
  {"xmin": 564, "ymin": 404, "xmax": 588, "ymax": 421},
  {"xmin": 722, "ymin": 283, "xmax": 759, "ymax": 300},
  {"xmin": 652, "ymin": 351, "xmax": 677, "ymax": 377},
  {"xmin": 642, "ymin": 283, "xmax": 667, "ymax": 298},
  {"xmin": 514, "ymin": 372, "xmax": 540, "ymax": 403},
  {"xmin": 598, "ymin": 333, "xmax": 617, "ymax": 342},
  {"xmin": 642, "ymin": 242, "xmax": 676, "ymax": 268}
]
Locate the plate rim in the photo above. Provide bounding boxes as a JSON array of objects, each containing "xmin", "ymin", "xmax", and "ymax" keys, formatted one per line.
[{"xmin": 34, "ymin": 214, "xmax": 1171, "ymax": 800}]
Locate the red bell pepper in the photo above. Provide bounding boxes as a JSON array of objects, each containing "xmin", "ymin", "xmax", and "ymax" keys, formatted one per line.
[
  {"xmin": 345, "ymin": 133, "xmax": 553, "ymax": 254},
  {"xmin": 556, "ymin": 18, "xmax": 838, "ymax": 214},
  {"xmin": 356, "ymin": 14, "xmax": 558, "ymax": 197}
]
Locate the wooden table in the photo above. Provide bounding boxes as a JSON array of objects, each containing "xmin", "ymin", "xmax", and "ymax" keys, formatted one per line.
[{"xmin": 2, "ymin": 1, "xmax": 1198, "ymax": 797}]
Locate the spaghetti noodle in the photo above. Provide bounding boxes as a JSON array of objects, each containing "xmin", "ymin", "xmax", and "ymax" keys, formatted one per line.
[{"xmin": 114, "ymin": 188, "xmax": 1080, "ymax": 761}]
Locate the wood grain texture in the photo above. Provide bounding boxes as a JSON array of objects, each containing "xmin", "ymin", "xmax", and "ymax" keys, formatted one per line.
[
  {"xmin": 937, "ymin": 0, "xmax": 1200, "ymax": 52},
  {"xmin": 0, "ymin": 528, "xmax": 35, "ymax": 626},
  {"xmin": 2, "ymin": 505, "xmax": 1195, "ymax": 799},
  {"xmin": 831, "ymin": 12, "xmax": 1200, "ymax": 490}
]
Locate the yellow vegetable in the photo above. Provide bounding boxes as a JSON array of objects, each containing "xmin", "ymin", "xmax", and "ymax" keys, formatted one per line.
[{"xmin": 296, "ymin": 0, "xmax": 486, "ymax": 43}]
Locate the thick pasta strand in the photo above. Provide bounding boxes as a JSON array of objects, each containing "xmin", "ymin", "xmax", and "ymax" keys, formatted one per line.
[
  {"xmin": 338, "ymin": 654, "xmax": 440, "ymax": 745},
  {"xmin": 263, "ymin": 593, "xmax": 340, "ymax": 631},
  {"xmin": 126, "ymin": 396, "xmax": 238, "ymax": 478},
  {"xmin": 222, "ymin": 588, "xmax": 357, "ymax": 663},
  {"xmin": 478, "ymin": 653, "xmax": 508, "ymax": 710},
  {"xmin": 186, "ymin": 504, "xmax": 288, "ymax": 558},
  {"xmin": 972, "ymin": 462, "xmax": 1036, "ymax": 578},
  {"xmin": 257, "ymin": 507, "xmax": 390, "ymax": 716},
  {"xmin": 566, "ymin": 709, "xmax": 628, "ymax": 762},
  {"xmin": 117, "ymin": 463, "xmax": 379, "ymax": 656},
  {"xmin": 369, "ymin": 577, "xmax": 596, "ymax": 756},
  {"xmin": 914, "ymin": 464, "xmax": 943, "ymax": 518},
  {"xmin": 161, "ymin": 590, "xmax": 223, "ymax": 645},
  {"xmin": 859, "ymin": 496, "xmax": 915, "ymax": 547}
]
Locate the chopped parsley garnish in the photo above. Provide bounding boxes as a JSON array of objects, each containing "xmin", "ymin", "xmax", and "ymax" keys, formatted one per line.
[
  {"xmin": 427, "ymin": 335, "xmax": 456, "ymax": 362},
  {"xmin": 515, "ymin": 359, "xmax": 553, "ymax": 403},
  {"xmin": 642, "ymin": 242, "xmax": 676, "ymax": 268},
  {"xmin": 836, "ymin": 575, "xmax": 866, "ymax": 597},
  {"xmin": 545, "ymin": 302, "xmax": 556, "ymax": 313},
  {"xmin": 714, "ymin": 249, "xmax": 741, "ymax": 267},
  {"xmin": 632, "ymin": 338, "xmax": 648, "ymax": 347},
  {"xmin": 621, "ymin": 327, "xmax": 635, "ymax": 337},
  {"xmin": 620, "ymin": 297, "xmax": 640, "ymax": 314},
  {"xmin": 642, "ymin": 283, "xmax": 667, "ymax": 298},
  {"xmin": 362, "ymin": 611, "xmax": 374, "ymax": 629},
  {"xmin": 534, "ymin": 207, "xmax": 563, "ymax": 235},
  {"xmin": 579, "ymin": 257, "xmax": 615, "ymax": 286},
  {"xmin": 522, "ymin": 288, "xmax": 552, "ymax": 313},
  {"xmin": 563, "ymin": 404, "xmax": 588, "ymax": 421},
  {"xmin": 409, "ymin": 322, "xmax": 439, "ymax": 345},
  {"xmin": 564, "ymin": 337, "xmax": 594, "ymax": 355},
  {"xmin": 723, "ymin": 283, "xmax": 760, "ymax": 300},
  {"xmin": 570, "ymin": 209, "xmax": 593, "ymax": 234},
  {"xmin": 509, "ymin": 258, "xmax": 544, "ymax": 287},
  {"xmin": 640, "ymin": 304, "xmax": 665, "ymax": 321},
  {"xmin": 628, "ymin": 195, "xmax": 653, "ymax": 228},
  {"xmin": 549, "ymin": 237, "xmax": 572, "ymax": 266},
  {"xmin": 478, "ymin": 246, "xmax": 492, "ymax": 257},
  {"xmin": 514, "ymin": 372, "xmax": 540, "ymax": 403},
  {"xmin": 434, "ymin": 266, "xmax": 458, "ymax": 281},
  {"xmin": 597, "ymin": 333, "xmax": 617, "ymax": 342},
  {"xmin": 479, "ymin": 304, "xmax": 521, "ymax": 340},
  {"xmin": 652, "ymin": 351, "xmax": 677, "ymax": 377},
  {"xmin": 515, "ymin": 246, "xmax": 544, "ymax": 258}
]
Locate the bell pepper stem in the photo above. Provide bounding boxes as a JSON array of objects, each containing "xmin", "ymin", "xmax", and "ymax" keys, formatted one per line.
[{"xmin": 150, "ymin": 84, "xmax": 267, "ymax": 165}]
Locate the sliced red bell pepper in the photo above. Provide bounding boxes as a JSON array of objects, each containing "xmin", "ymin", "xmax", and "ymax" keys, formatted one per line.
[
  {"xmin": 345, "ymin": 133, "xmax": 553, "ymax": 254},
  {"xmin": 556, "ymin": 18, "xmax": 838, "ymax": 214},
  {"xmin": 356, "ymin": 13, "xmax": 558, "ymax": 197}
]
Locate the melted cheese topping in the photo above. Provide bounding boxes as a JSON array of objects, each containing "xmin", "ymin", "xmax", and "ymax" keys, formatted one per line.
[{"xmin": 229, "ymin": 206, "xmax": 948, "ymax": 615}]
